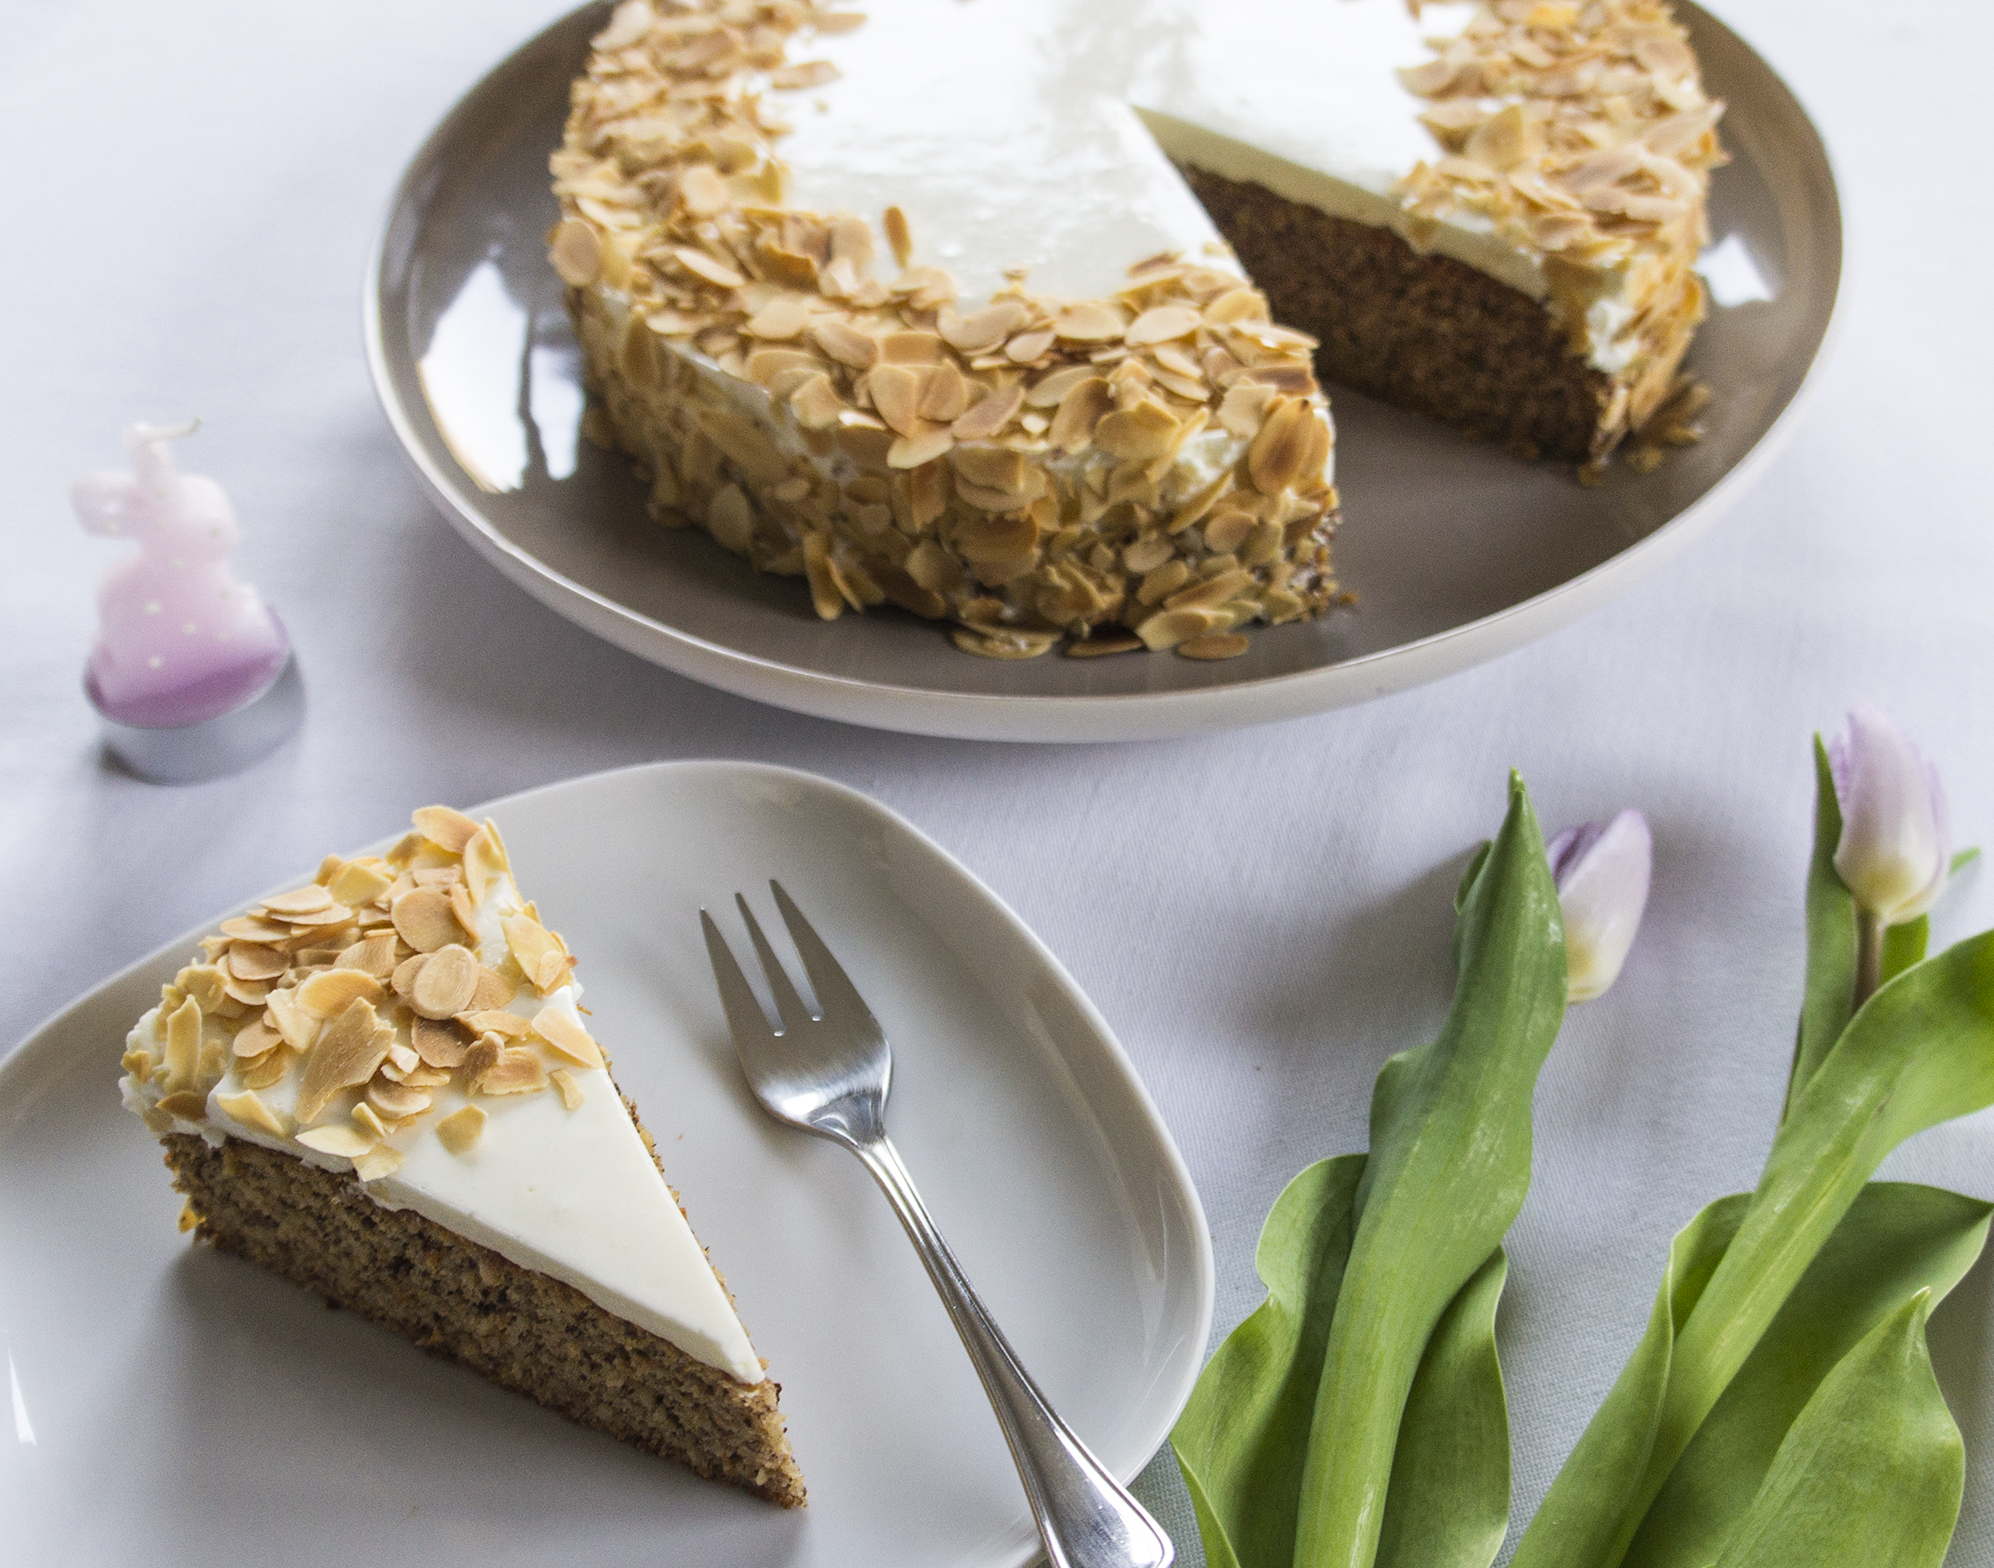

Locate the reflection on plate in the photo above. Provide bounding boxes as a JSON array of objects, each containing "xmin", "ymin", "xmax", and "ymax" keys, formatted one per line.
[
  {"xmin": 0, "ymin": 762, "xmax": 1211, "ymax": 1568},
  {"xmin": 366, "ymin": 2, "xmax": 1839, "ymax": 742}
]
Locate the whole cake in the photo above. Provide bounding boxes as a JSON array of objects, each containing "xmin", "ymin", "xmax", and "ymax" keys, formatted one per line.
[
  {"xmin": 120, "ymin": 805, "xmax": 805, "ymax": 1506},
  {"xmin": 549, "ymin": 0, "xmax": 1722, "ymax": 657}
]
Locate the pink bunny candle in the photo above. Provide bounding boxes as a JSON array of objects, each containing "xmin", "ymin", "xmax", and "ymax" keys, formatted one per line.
[{"xmin": 75, "ymin": 421, "xmax": 302, "ymax": 780}]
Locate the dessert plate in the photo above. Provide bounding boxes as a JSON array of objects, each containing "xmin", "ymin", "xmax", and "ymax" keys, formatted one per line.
[
  {"xmin": 365, "ymin": 3, "xmax": 1840, "ymax": 742},
  {"xmin": 0, "ymin": 762, "xmax": 1212, "ymax": 1568}
]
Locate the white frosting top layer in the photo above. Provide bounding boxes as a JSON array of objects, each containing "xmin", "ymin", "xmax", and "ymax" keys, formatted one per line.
[
  {"xmin": 777, "ymin": 0, "xmax": 1542, "ymax": 304},
  {"xmin": 123, "ymin": 874, "xmax": 765, "ymax": 1386}
]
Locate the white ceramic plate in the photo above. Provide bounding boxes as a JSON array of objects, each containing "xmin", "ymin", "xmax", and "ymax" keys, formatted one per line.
[
  {"xmin": 0, "ymin": 762, "xmax": 1212, "ymax": 1567},
  {"xmin": 365, "ymin": 3, "xmax": 1841, "ymax": 743}
]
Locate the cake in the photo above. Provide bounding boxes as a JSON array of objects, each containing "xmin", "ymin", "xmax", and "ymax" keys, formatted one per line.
[
  {"xmin": 548, "ymin": 0, "xmax": 1722, "ymax": 657},
  {"xmin": 119, "ymin": 805, "xmax": 805, "ymax": 1506}
]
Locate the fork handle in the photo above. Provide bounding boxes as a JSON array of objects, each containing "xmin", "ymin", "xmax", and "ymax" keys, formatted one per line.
[{"xmin": 854, "ymin": 1135, "xmax": 1174, "ymax": 1568}]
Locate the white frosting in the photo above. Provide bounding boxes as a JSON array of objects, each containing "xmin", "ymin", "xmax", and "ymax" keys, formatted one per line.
[
  {"xmin": 775, "ymin": 0, "xmax": 1566, "ymax": 314},
  {"xmin": 122, "ymin": 876, "xmax": 765, "ymax": 1386}
]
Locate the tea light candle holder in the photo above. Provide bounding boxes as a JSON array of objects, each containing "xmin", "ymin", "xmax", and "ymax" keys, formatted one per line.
[{"xmin": 74, "ymin": 420, "xmax": 303, "ymax": 782}]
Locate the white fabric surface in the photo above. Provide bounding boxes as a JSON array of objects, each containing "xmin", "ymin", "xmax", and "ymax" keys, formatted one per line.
[{"xmin": 4, "ymin": 1, "xmax": 1993, "ymax": 1561}]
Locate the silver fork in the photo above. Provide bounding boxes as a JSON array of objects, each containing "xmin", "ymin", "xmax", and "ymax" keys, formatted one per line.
[{"xmin": 702, "ymin": 882, "xmax": 1173, "ymax": 1568}]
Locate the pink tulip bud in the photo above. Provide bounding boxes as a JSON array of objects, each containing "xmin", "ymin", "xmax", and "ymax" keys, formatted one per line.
[
  {"xmin": 1547, "ymin": 810, "xmax": 1653, "ymax": 1003},
  {"xmin": 1828, "ymin": 706, "xmax": 1950, "ymax": 926}
]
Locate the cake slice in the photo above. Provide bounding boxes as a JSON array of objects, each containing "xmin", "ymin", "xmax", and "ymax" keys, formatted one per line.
[{"xmin": 119, "ymin": 805, "xmax": 804, "ymax": 1506}]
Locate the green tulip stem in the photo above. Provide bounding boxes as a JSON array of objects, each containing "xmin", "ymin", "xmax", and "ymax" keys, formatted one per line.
[{"xmin": 1855, "ymin": 911, "xmax": 1884, "ymax": 1012}]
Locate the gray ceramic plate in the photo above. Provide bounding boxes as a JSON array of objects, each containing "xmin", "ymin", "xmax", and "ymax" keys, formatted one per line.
[{"xmin": 365, "ymin": 3, "xmax": 1840, "ymax": 743}]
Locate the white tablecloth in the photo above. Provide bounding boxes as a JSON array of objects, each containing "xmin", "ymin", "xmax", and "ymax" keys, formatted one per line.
[{"xmin": 6, "ymin": 1, "xmax": 1993, "ymax": 1561}]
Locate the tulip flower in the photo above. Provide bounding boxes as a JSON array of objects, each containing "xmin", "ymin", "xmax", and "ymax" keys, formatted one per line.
[
  {"xmin": 1548, "ymin": 810, "xmax": 1653, "ymax": 1002},
  {"xmin": 1828, "ymin": 705, "xmax": 1951, "ymax": 1004}
]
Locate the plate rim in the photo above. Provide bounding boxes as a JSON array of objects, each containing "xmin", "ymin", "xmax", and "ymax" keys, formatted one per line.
[
  {"xmin": 0, "ymin": 758, "xmax": 1215, "ymax": 1557},
  {"xmin": 361, "ymin": 1, "xmax": 1844, "ymax": 744}
]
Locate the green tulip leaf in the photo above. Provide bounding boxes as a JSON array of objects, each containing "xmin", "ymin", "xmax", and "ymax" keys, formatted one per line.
[
  {"xmin": 1295, "ymin": 773, "xmax": 1567, "ymax": 1568},
  {"xmin": 1176, "ymin": 775, "xmax": 1566, "ymax": 1568},
  {"xmin": 1706, "ymin": 1289, "xmax": 1964, "ymax": 1568},
  {"xmin": 1623, "ymin": 1182, "xmax": 1990, "ymax": 1568}
]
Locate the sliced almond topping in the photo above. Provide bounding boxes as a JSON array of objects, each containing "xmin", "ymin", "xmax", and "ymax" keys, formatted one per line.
[
  {"xmin": 938, "ymin": 302, "xmax": 1031, "ymax": 354},
  {"xmin": 262, "ymin": 884, "xmax": 334, "ymax": 918},
  {"xmin": 231, "ymin": 1017, "xmax": 282, "ymax": 1059},
  {"xmin": 367, "ymin": 1080, "xmax": 432, "ymax": 1120},
  {"xmin": 297, "ymin": 1124, "xmax": 375, "ymax": 1159},
  {"xmin": 501, "ymin": 914, "xmax": 569, "ymax": 993},
  {"xmin": 392, "ymin": 953, "xmax": 428, "ymax": 999},
  {"xmin": 867, "ymin": 363, "xmax": 924, "ymax": 436},
  {"xmin": 807, "ymin": 317, "xmax": 878, "ymax": 369},
  {"xmin": 337, "ymin": 931, "xmax": 400, "ymax": 980},
  {"xmin": 436, "ymin": 1105, "xmax": 487, "ymax": 1155},
  {"xmin": 411, "ymin": 944, "xmax": 479, "ymax": 1020},
  {"xmin": 1054, "ymin": 302, "xmax": 1125, "ymax": 343},
  {"xmin": 409, "ymin": 805, "xmax": 479, "ymax": 854},
  {"xmin": 353, "ymin": 1145, "xmax": 405, "ymax": 1183},
  {"xmin": 550, "ymin": 1068, "xmax": 586, "ymax": 1111},
  {"xmin": 461, "ymin": 827, "xmax": 506, "ymax": 904},
  {"xmin": 532, "ymin": 1006, "xmax": 606, "ymax": 1069},
  {"xmin": 1247, "ymin": 398, "xmax": 1316, "ymax": 495},
  {"xmin": 672, "ymin": 245, "xmax": 746, "ymax": 289},
  {"xmin": 156, "ymin": 1090, "xmax": 209, "ymax": 1121},
  {"xmin": 549, "ymin": 219, "xmax": 603, "ymax": 287},
  {"xmin": 1137, "ymin": 607, "xmax": 1220, "ymax": 650},
  {"xmin": 216, "ymin": 1089, "xmax": 290, "ymax": 1138},
  {"xmin": 226, "ymin": 943, "xmax": 286, "ymax": 982},
  {"xmin": 467, "ymin": 965, "xmax": 516, "ymax": 1011},
  {"xmin": 1093, "ymin": 399, "xmax": 1180, "ymax": 461},
  {"xmin": 918, "ymin": 361, "xmax": 970, "ymax": 423},
  {"xmin": 459, "ymin": 1009, "xmax": 530, "ymax": 1039},
  {"xmin": 769, "ymin": 58, "xmax": 839, "ymax": 90},
  {"xmin": 951, "ymin": 383, "xmax": 1024, "ymax": 442},
  {"xmin": 220, "ymin": 915, "xmax": 291, "ymax": 944},
  {"xmin": 298, "ymin": 967, "xmax": 385, "ymax": 1020},
  {"xmin": 238, "ymin": 1050, "xmax": 290, "ymax": 1090},
  {"xmin": 352, "ymin": 1101, "xmax": 390, "ymax": 1141},
  {"xmin": 412, "ymin": 1016, "xmax": 472, "ymax": 1069},
  {"xmin": 448, "ymin": 884, "xmax": 480, "ymax": 944},
  {"xmin": 295, "ymin": 999, "xmax": 393, "ymax": 1124},
  {"xmin": 1124, "ymin": 305, "xmax": 1202, "ymax": 347},
  {"xmin": 263, "ymin": 988, "xmax": 316, "ymax": 1051},
  {"xmin": 327, "ymin": 861, "xmax": 393, "ymax": 909},
  {"xmin": 385, "ymin": 1041, "xmax": 420, "ymax": 1074},
  {"xmin": 1006, "ymin": 328, "xmax": 1056, "ymax": 363},
  {"xmin": 164, "ymin": 996, "xmax": 203, "ymax": 1091},
  {"xmin": 888, "ymin": 427, "xmax": 955, "ymax": 469},
  {"xmin": 883, "ymin": 204, "xmax": 913, "ymax": 268},
  {"xmin": 475, "ymin": 1046, "xmax": 549, "ymax": 1097},
  {"xmin": 1047, "ymin": 377, "xmax": 1113, "ymax": 453},
  {"xmin": 392, "ymin": 887, "xmax": 465, "ymax": 953},
  {"xmin": 677, "ymin": 162, "xmax": 729, "ymax": 217}
]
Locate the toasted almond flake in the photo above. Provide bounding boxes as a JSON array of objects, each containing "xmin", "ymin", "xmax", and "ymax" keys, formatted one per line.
[
  {"xmin": 460, "ymin": 1009, "xmax": 530, "ymax": 1039},
  {"xmin": 408, "ymin": 806, "xmax": 477, "ymax": 854},
  {"xmin": 238, "ymin": 1050, "xmax": 289, "ymax": 1090},
  {"xmin": 412, "ymin": 1016, "xmax": 472, "ymax": 1069},
  {"xmin": 327, "ymin": 861, "xmax": 393, "ymax": 909},
  {"xmin": 475, "ymin": 1046, "xmax": 550, "ymax": 1097},
  {"xmin": 164, "ymin": 996, "xmax": 203, "ymax": 1091},
  {"xmin": 744, "ymin": 295, "xmax": 811, "ymax": 340},
  {"xmin": 501, "ymin": 914, "xmax": 569, "ymax": 993},
  {"xmin": 769, "ymin": 58, "xmax": 839, "ymax": 89},
  {"xmin": 436, "ymin": 1105, "xmax": 487, "ymax": 1155},
  {"xmin": 263, "ymin": 884, "xmax": 336, "ymax": 918},
  {"xmin": 455, "ymin": 970, "xmax": 506, "ymax": 1017},
  {"xmin": 298, "ymin": 967, "xmax": 385, "ymax": 1020},
  {"xmin": 883, "ymin": 204, "xmax": 913, "ymax": 268},
  {"xmin": 392, "ymin": 887, "xmax": 465, "ymax": 953},
  {"xmin": 532, "ymin": 1006, "xmax": 606, "ymax": 1069},
  {"xmin": 411, "ymin": 944, "xmax": 479, "ymax": 1020},
  {"xmin": 1065, "ymin": 632, "xmax": 1144, "ymax": 658},
  {"xmin": 385, "ymin": 1040, "xmax": 420, "ymax": 1075},
  {"xmin": 808, "ymin": 317, "xmax": 878, "ymax": 369},
  {"xmin": 156, "ymin": 1090, "xmax": 209, "ymax": 1121},
  {"xmin": 231, "ymin": 1017, "xmax": 282, "ymax": 1059},
  {"xmin": 676, "ymin": 162, "xmax": 729, "ymax": 217},
  {"xmin": 867, "ymin": 364, "xmax": 923, "ymax": 435},
  {"xmin": 938, "ymin": 303, "xmax": 1030, "ymax": 354},
  {"xmin": 1093, "ymin": 399, "xmax": 1180, "ymax": 461},
  {"xmin": 461, "ymin": 828, "xmax": 505, "ymax": 904},
  {"xmin": 889, "ymin": 428, "xmax": 955, "ymax": 469},
  {"xmin": 226, "ymin": 943, "xmax": 286, "ymax": 982},
  {"xmin": 952, "ymin": 383, "xmax": 1024, "ymax": 442},
  {"xmin": 1047, "ymin": 377, "xmax": 1113, "ymax": 453},
  {"xmin": 1005, "ymin": 328, "xmax": 1056, "ymax": 363},
  {"xmin": 353, "ymin": 1145, "xmax": 405, "ymax": 1183},
  {"xmin": 295, "ymin": 999, "xmax": 393, "ymax": 1124},
  {"xmin": 297, "ymin": 1125, "xmax": 375, "ymax": 1160},
  {"xmin": 263, "ymin": 988, "xmax": 315, "ymax": 1051},
  {"xmin": 448, "ymin": 883, "xmax": 480, "ymax": 942},
  {"xmin": 1124, "ymin": 305, "xmax": 1203, "ymax": 347},
  {"xmin": 1123, "ymin": 535, "xmax": 1176, "ymax": 574},
  {"xmin": 550, "ymin": 1068, "xmax": 586, "ymax": 1111},
  {"xmin": 352, "ymin": 1101, "xmax": 390, "ymax": 1141},
  {"xmin": 278, "ymin": 901, "xmax": 357, "ymax": 929},
  {"xmin": 672, "ymin": 246, "xmax": 746, "ymax": 289},
  {"xmin": 1248, "ymin": 398, "xmax": 1316, "ymax": 495},
  {"xmin": 337, "ymin": 931, "xmax": 400, "ymax": 980},
  {"xmin": 1054, "ymin": 302, "xmax": 1125, "ymax": 342},
  {"xmin": 216, "ymin": 1089, "xmax": 290, "ymax": 1138},
  {"xmin": 391, "ymin": 953, "xmax": 428, "ymax": 999},
  {"xmin": 918, "ymin": 361, "xmax": 970, "ymax": 423},
  {"xmin": 1137, "ymin": 607, "xmax": 1219, "ymax": 650},
  {"xmin": 220, "ymin": 916, "xmax": 291, "ymax": 943},
  {"xmin": 412, "ymin": 866, "xmax": 463, "ymax": 888},
  {"xmin": 368, "ymin": 1079, "xmax": 433, "ymax": 1120}
]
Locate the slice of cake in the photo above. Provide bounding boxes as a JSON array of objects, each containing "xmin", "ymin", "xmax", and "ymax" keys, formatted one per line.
[
  {"xmin": 547, "ymin": 0, "xmax": 1721, "ymax": 659},
  {"xmin": 120, "ymin": 805, "xmax": 805, "ymax": 1507}
]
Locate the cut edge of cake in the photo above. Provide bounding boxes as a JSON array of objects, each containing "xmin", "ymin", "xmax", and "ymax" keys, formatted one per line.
[{"xmin": 120, "ymin": 804, "xmax": 806, "ymax": 1508}]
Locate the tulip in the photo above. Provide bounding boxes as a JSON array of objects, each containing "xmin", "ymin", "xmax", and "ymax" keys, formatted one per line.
[
  {"xmin": 1828, "ymin": 706, "xmax": 1951, "ymax": 1005},
  {"xmin": 1547, "ymin": 809, "xmax": 1653, "ymax": 1003}
]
